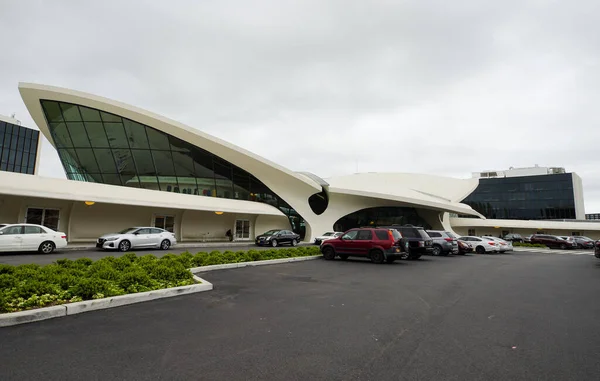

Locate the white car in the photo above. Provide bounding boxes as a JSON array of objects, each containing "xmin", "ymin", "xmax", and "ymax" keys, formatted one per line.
[
  {"xmin": 458, "ymin": 236, "xmax": 500, "ymax": 254},
  {"xmin": 482, "ymin": 236, "xmax": 513, "ymax": 252},
  {"xmin": 97, "ymin": 227, "xmax": 177, "ymax": 251},
  {"xmin": 314, "ymin": 232, "xmax": 343, "ymax": 245},
  {"xmin": 0, "ymin": 223, "xmax": 68, "ymax": 254}
]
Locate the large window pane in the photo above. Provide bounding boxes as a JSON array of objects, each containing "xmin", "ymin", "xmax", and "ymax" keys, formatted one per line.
[
  {"xmin": 66, "ymin": 122, "xmax": 91, "ymax": 147},
  {"xmin": 123, "ymin": 119, "xmax": 150, "ymax": 149},
  {"xmin": 75, "ymin": 148, "xmax": 100, "ymax": 173},
  {"xmin": 43, "ymin": 209, "xmax": 60, "ymax": 231},
  {"xmin": 84, "ymin": 122, "xmax": 109, "ymax": 147},
  {"xmin": 41, "ymin": 101, "xmax": 63, "ymax": 123},
  {"xmin": 26, "ymin": 208, "xmax": 43, "ymax": 225},
  {"xmin": 146, "ymin": 127, "xmax": 170, "ymax": 150},
  {"xmin": 100, "ymin": 111, "xmax": 121, "ymax": 123},
  {"xmin": 94, "ymin": 148, "xmax": 118, "ymax": 173},
  {"xmin": 78, "ymin": 106, "xmax": 102, "ymax": 122},
  {"xmin": 131, "ymin": 149, "xmax": 156, "ymax": 175},
  {"xmin": 214, "ymin": 160, "xmax": 233, "ymax": 198},
  {"xmin": 60, "ymin": 103, "xmax": 82, "ymax": 122},
  {"xmin": 57, "ymin": 148, "xmax": 82, "ymax": 173},
  {"xmin": 152, "ymin": 150, "xmax": 176, "ymax": 175},
  {"xmin": 49, "ymin": 122, "xmax": 73, "ymax": 148},
  {"xmin": 101, "ymin": 173, "xmax": 122, "ymax": 186},
  {"xmin": 172, "ymin": 151, "xmax": 195, "ymax": 177},
  {"xmin": 168, "ymin": 135, "xmax": 191, "ymax": 153},
  {"xmin": 104, "ymin": 122, "xmax": 129, "ymax": 148},
  {"xmin": 232, "ymin": 167, "xmax": 250, "ymax": 200},
  {"xmin": 112, "ymin": 148, "xmax": 138, "ymax": 188}
]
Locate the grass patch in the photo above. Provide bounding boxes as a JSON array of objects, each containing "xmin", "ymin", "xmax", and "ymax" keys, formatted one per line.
[
  {"xmin": 513, "ymin": 242, "xmax": 547, "ymax": 248},
  {"xmin": 0, "ymin": 247, "xmax": 321, "ymax": 313}
]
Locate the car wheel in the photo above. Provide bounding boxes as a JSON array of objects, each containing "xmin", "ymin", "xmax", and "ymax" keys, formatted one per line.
[
  {"xmin": 160, "ymin": 239, "xmax": 171, "ymax": 250},
  {"xmin": 560, "ymin": 244, "xmax": 566, "ymax": 250},
  {"xmin": 432, "ymin": 245, "xmax": 442, "ymax": 256},
  {"xmin": 38, "ymin": 241, "xmax": 55, "ymax": 254},
  {"xmin": 271, "ymin": 239, "xmax": 278, "ymax": 247},
  {"xmin": 476, "ymin": 246, "xmax": 486, "ymax": 254},
  {"xmin": 119, "ymin": 240, "xmax": 131, "ymax": 252},
  {"xmin": 339, "ymin": 254, "xmax": 349, "ymax": 260},
  {"xmin": 292, "ymin": 239, "xmax": 298, "ymax": 247},
  {"xmin": 322, "ymin": 247, "xmax": 335, "ymax": 260},
  {"xmin": 370, "ymin": 250, "xmax": 385, "ymax": 264}
]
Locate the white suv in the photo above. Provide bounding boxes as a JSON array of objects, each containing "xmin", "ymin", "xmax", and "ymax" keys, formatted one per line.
[{"xmin": 97, "ymin": 227, "xmax": 177, "ymax": 252}]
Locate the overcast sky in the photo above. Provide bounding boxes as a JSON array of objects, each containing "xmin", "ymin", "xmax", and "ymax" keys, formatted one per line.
[{"xmin": 1, "ymin": 0, "xmax": 599, "ymax": 212}]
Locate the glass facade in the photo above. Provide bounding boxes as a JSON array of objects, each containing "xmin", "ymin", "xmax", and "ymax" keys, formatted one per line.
[
  {"xmin": 334, "ymin": 207, "xmax": 431, "ymax": 232},
  {"xmin": 461, "ymin": 174, "xmax": 577, "ymax": 220},
  {"xmin": 40, "ymin": 100, "xmax": 306, "ymax": 238},
  {"xmin": 0, "ymin": 120, "xmax": 39, "ymax": 174}
]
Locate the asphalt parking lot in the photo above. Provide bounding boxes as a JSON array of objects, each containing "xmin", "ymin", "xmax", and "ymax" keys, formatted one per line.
[
  {"xmin": 1, "ymin": 251, "xmax": 600, "ymax": 380},
  {"xmin": 0, "ymin": 244, "xmax": 302, "ymax": 266}
]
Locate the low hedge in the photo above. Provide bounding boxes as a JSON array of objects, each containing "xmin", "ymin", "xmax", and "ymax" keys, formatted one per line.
[
  {"xmin": 0, "ymin": 246, "xmax": 321, "ymax": 313},
  {"xmin": 513, "ymin": 242, "xmax": 547, "ymax": 248}
]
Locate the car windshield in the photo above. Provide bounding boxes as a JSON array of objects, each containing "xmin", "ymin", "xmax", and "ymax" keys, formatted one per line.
[
  {"xmin": 118, "ymin": 228, "xmax": 138, "ymax": 234},
  {"xmin": 391, "ymin": 229, "xmax": 402, "ymax": 241},
  {"xmin": 263, "ymin": 230, "xmax": 280, "ymax": 235}
]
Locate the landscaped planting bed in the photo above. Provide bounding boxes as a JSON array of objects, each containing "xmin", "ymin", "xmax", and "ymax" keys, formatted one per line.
[
  {"xmin": 0, "ymin": 246, "xmax": 321, "ymax": 313},
  {"xmin": 512, "ymin": 242, "xmax": 547, "ymax": 248}
]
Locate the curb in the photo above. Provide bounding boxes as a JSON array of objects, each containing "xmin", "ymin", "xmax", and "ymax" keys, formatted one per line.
[
  {"xmin": 190, "ymin": 255, "xmax": 322, "ymax": 273},
  {"xmin": 0, "ymin": 275, "xmax": 212, "ymax": 328}
]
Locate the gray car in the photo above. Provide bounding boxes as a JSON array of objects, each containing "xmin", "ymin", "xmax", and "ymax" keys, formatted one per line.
[{"xmin": 426, "ymin": 230, "xmax": 458, "ymax": 256}]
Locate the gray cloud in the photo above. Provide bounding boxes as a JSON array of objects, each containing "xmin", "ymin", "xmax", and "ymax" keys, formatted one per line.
[{"xmin": 1, "ymin": 0, "xmax": 599, "ymax": 212}]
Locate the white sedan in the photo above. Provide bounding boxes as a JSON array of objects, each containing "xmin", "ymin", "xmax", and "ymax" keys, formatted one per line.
[
  {"xmin": 0, "ymin": 223, "xmax": 68, "ymax": 254},
  {"xmin": 458, "ymin": 236, "xmax": 501, "ymax": 254},
  {"xmin": 482, "ymin": 236, "xmax": 513, "ymax": 252},
  {"xmin": 97, "ymin": 227, "xmax": 177, "ymax": 251},
  {"xmin": 314, "ymin": 232, "xmax": 343, "ymax": 245}
]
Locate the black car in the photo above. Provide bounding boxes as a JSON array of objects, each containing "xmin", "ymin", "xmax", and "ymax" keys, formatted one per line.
[
  {"xmin": 573, "ymin": 236, "xmax": 595, "ymax": 249},
  {"xmin": 503, "ymin": 233, "xmax": 524, "ymax": 243},
  {"xmin": 595, "ymin": 240, "xmax": 600, "ymax": 258},
  {"xmin": 255, "ymin": 229, "xmax": 300, "ymax": 247},
  {"xmin": 377, "ymin": 225, "xmax": 433, "ymax": 259}
]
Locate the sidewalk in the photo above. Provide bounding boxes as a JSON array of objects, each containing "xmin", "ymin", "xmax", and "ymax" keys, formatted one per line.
[{"xmin": 64, "ymin": 241, "xmax": 312, "ymax": 251}]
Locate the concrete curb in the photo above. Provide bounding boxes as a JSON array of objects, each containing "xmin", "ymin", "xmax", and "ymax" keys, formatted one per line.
[
  {"xmin": 190, "ymin": 255, "xmax": 322, "ymax": 273},
  {"xmin": 0, "ymin": 275, "xmax": 213, "ymax": 328}
]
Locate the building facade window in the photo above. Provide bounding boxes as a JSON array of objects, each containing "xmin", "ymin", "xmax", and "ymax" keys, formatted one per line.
[
  {"xmin": 153, "ymin": 215, "xmax": 175, "ymax": 233},
  {"xmin": 333, "ymin": 207, "xmax": 431, "ymax": 232},
  {"xmin": 0, "ymin": 120, "xmax": 39, "ymax": 175},
  {"xmin": 40, "ymin": 100, "xmax": 307, "ymax": 238},
  {"xmin": 461, "ymin": 174, "xmax": 577, "ymax": 220},
  {"xmin": 235, "ymin": 219, "xmax": 251, "ymax": 240},
  {"xmin": 468, "ymin": 228, "xmax": 476, "ymax": 236},
  {"xmin": 25, "ymin": 207, "xmax": 60, "ymax": 231}
]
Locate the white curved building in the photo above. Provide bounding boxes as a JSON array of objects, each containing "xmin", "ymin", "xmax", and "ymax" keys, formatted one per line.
[{"xmin": 0, "ymin": 82, "xmax": 490, "ymax": 243}]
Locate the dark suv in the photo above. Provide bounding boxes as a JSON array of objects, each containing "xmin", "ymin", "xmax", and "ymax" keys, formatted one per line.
[
  {"xmin": 380, "ymin": 225, "xmax": 433, "ymax": 259},
  {"xmin": 503, "ymin": 233, "xmax": 524, "ymax": 243},
  {"xmin": 530, "ymin": 234, "xmax": 575, "ymax": 249},
  {"xmin": 320, "ymin": 228, "xmax": 404, "ymax": 264}
]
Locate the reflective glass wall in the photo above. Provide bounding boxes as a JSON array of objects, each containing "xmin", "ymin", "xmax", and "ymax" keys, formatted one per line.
[
  {"xmin": 461, "ymin": 174, "xmax": 577, "ymax": 220},
  {"xmin": 334, "ymin": 207, "xmax": 432, "ymax": 232},
  {"xmin": 40, "ymin": 100, "xmax": 306, "ymax": 237},
  {"xmin": 0, "ymin": 120, "xmax": 39, "ymax": 174}
]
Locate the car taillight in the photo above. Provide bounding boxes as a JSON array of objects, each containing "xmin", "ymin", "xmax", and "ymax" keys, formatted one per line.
[
  {"xmin": 388, "ymin": 231, "xmax": 394, "ymax": 241},
  {"xmin": 488, "ymin": 242, "xmax": 495, "ymax": 245},
  {"xmin": 444, "ymin": 238, "xmax": 453, "ymax": 242},
  {"xmin": 61, "ymin": 235, "xmax": 67, "ymax": 239}
]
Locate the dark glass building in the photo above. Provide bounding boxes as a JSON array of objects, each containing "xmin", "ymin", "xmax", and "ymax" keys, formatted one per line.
[
  {"xmin": 461, "ymin": 173, "xmax": 580, "ymax": 220},
  {"xmin": 39, "ymin": 100, "xmax": 307, "ymax": 237},
  {"xmin": 0, "ymin": 116, "xmax": 39, "ymax": 174}
]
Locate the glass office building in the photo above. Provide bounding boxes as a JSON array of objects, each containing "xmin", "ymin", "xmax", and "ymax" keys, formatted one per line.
[
  {"xmin": 461, "ymin": 173, "xmax": 579, "ymax": 220},
  {"xmin": 39, "ymin": 100, "xmax": 307, "ymax": 237},
  {"xmin": 0, "ymin": 116, "xmax": 39, "ymax": 174}
]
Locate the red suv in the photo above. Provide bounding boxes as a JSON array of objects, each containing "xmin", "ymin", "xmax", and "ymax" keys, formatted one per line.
[{"xmin": 320, "ymin": 228, "xmax": 404, "ymax": 264}]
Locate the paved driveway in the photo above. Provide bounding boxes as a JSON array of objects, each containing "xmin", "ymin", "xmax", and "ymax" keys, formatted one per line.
[{"xmin": 1, "ymin": 252, "xmax": 600, "ymax": 380}]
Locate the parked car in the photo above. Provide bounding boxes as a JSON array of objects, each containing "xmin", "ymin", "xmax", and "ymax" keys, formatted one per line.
[
  {"xmin": 314, "ymin": 231, "xmax": 343, "ymax": 245},
  {"xmin": 255, "ymin": 229, "xmax": 301, "ymax": 247},
  {"xmin": 524, "ymin": 235, "xmax": 533, "ymax": 243},
  {"xmin": 97, "ymin": 227, "xmax": 177, "ymax": 251},
  {"xmin": 572, "ymin": 236, "xmax": 595, "ymax": 249},
  {"xmin": 503, "ymin": 233, "xmax": 524, "ymax": 243},
  {"xmin": 482, "ymin": 236, "xmax": 513, "ymax": 252},
  {"xmin": 457, "ymin": 239, "xmax": 473, "ymax": 254},
  {"xmin": 379, "ymin": 225, "xmax": 432, "ymax": 259},
  {"xmin": 595, "ymin": 240, "xmax": 600, "ymax": 258},
  {"xmin": 530, "ymin": 234, "xmax": 576, "ymax": 249},
  {"xmin": 320, "ymin": 227, "xmax": 404, "ymax": 264},
  {"xmin": 0, "ymin": 223, "xmax": 67, "ymax": 254},
  {"xmin": 458, "ymin": 236, "xmax": 499, "ymax": 254},
  {"xmin": 426, "ymin": 230, "xmax": 458, "ymax": 256}
]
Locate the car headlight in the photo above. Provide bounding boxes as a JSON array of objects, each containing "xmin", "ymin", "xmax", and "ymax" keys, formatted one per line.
[
  {"xmin": 265, "ymin": 236, "xmax": 271, "ymax": 240},
  {"xmin": 105, "ymin": 237, "xmax": 118, "ymax": 241}
]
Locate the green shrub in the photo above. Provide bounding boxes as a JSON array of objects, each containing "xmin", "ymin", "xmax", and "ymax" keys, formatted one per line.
[{"xmin": 513, "ymin": 242, "xmax": 547, "ymax": 248}]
